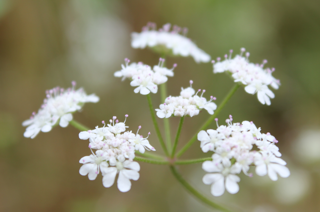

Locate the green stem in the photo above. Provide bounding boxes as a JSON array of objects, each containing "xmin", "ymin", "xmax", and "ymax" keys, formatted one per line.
[
  {"xmin": 160, "ymin": 56, "xmax": 172, "ymax": 153},
  {"xmin": 134, "ymin": 156, "xmax": 169, "ymax": 165},
  {"xmin": 170, "ymin": 166, "xmax": 230, "ymax": 212},
  {"xmin": 176, "ymin": 84, "xmax": 240, "ymax": 158},
  {"xmin": 161, "ymin": 84, "xmax": 172, "ymax": 153},
  {"xmin": 171, "ymin": 117, "xmax": 185, "ymax": 158},
  {"xmin": 175, "ymin": 157, "xmax": 212, "ymax": 165},
  {"xmin": 147, "ymin": 94, "xmax": 169, "ymax": 156},
  {"xmin": 135, "ymin": 151, "xmax": 165, "ymax": 160},
  {"xmin": 69, "ymin": 120, "xmax": 89, "ymax": 131}
]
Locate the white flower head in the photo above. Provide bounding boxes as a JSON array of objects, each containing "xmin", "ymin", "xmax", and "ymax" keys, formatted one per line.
[
  {"xmin": 131, "ymin": 22, "xmax": 211, "ymax": 63},
  {"xmin": 102, "ymin": 158, "xmax": 140, "ymax": 192},
  {"xmin": 155, "ymin": 80, "xmax": 217, "ymax": 118},
  {"xmin": 212, "ymin": 48, "xmax": 280, "ymax": 105},
  {"xmin": 129, "ymin": 126, "xmax": 156, "ymax": 153},
  {"xmin": 200, "ymin": 115, "xmax": 290, "ymax": 196},
  {"xmin": 202, "ymin": 160, "xmax": 241, "ymax": 196},
  {"xmin": 79, "ymin": 115, "xmax": 156, "ymax": 192},
  {"xmin": 115, "ymin": 58, "xmax": 176, "ymax": 95},
  {"xmin": 23, "ymin": 81, "xmax": 99, "ymax": 138},
  {"xmin": 79, "ymin": 150, "xmax": 109, "ymax": 180}
]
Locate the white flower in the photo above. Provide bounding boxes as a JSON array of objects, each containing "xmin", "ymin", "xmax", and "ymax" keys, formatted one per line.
[
  {"xmin": 79, "ymin": 115, "xmax": 156, "ymax": 191},
  {"xmin": 129, "ymin": 132, "xmax": 155, "ymax": 153},
  {"xmin": 198, "ymin": 130, "xmax": 224, "ymax": 152},
  {"xmin": 102, "ymin": 159, "xmax": 140, "ymax": 192},
  {"xmin": 115, "ymin": 58, "xmax": 176, "ymax": 95},
  {"xmin": 131, "ymin": 72, "xmax": 158, "ymax": 95},
  {"xmin": 155, "ymin": 81, "xmax": 217, "ymax": 118},
  {"xmin": 199, "ymin": 115, "xmax": 290, "ymax": 195},
  {"xmin": 23, "ymin": 82, "xmax": 99, "ymax": 138},
  {"xmin": 213, "ymin": 48, "xmax": 280, "ymax": 105},
  {"xmin": 255, "ymin": 153, "xmax": 290, "ymax": 181},
  {"xmin": 202, "ymin": 161, "xmax": 241, "ymax": 196},
  {"xmin": 22, "ymin": 110, "xmax": 54, "ymax": 139},
  {"xmin": 79, "ymin": 150, "xmax": 109, "ymax": 180},
  {"xmin": 155, "ymin": 103, "xmax": 174, "ymax": 118},
  {"xmin": 131, "ymin": 23, "xmax": 211, "ymax": 63},
  {"xmin": 245, "ymin": 80, "xmax": 275, "ymax": 105}
]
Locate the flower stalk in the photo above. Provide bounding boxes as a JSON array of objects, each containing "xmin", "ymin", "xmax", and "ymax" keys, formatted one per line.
[
  {"xmin": 171, "ymin": 116, "xmax": 185, "ymax": 158},
  {"xmin": 176, "ymin": 84, "xmax": 240, "ymax": 158},
  {"xmin": 170, "ymin": 166, "xmax": 230, "ymax": 212},
  {"xmin": 147, "ymin": 94, "xmax": 169, "ymax": 156},
  {"xmin": 69, "ymin": 120, "xmax": 89, "ymax": 131}
]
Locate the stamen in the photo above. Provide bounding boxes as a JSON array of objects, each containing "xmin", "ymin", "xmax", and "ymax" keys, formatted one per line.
[
  {"xmin": 229, "ymin": 49, "xmax": 233, "ymax": 59},
  {"xmin": 215, "ymin": 118, "xmax": 219, "ymax": 128},
  {"xmin": 124, "ymin": 114, "xmax": 128, "ymax": 123},
  {"xmin": 136, "ymin": 125, "xmax": 142, "ymax": 134}
]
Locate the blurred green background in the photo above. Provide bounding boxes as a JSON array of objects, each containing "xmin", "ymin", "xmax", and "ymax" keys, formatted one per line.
[{"xmin": 0, "ymin": 0, "xmax": 320, "ymax": 211}]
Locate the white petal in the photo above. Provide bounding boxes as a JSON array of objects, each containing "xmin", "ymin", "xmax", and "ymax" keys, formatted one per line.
[
  {"xmin": 198, "ymin": 130, "xmax": 210, "ymax": 143},
  {"xmin": 270, "ymin": 157, "xmax": 287, "ymax": 165},
  {"xmin": 122, "ymin": 169, "xmax": 140, "ymax": 181},
  {"xmin": 118, "ymin": 171, "xmax": 132, "ymax": 192},
  {"xmin": 79, "ymin": 164, "xmax": 95, "ymax": 176},
  {"xmin": 41, "ymin": 124, "xmax": 52, "ymax": 132},
  {"xmin": 102, "ymin": 168, "xmax": 117, "ymax": 188},
  {"xmin": 88, "ymin": 170, "xmax": 98, "ymax": 180},
  {"xmin": 226, "ymin": 175, "xmax": 240, "ymax": 194},
  {"xmin": 245, "ymin": 85, "xmax": 256, "ymax": 94},
  {"xmin": 156, "ymin": 110, "xmax": 165, "ymax": 118},
  {"xmin": 124, "ymin": 161, "xmax": 140, "ymax": 171},
  {"xmin": 133, "ymin": 87, "xmax": 140, "ymax": 93},
  {"xmin": 86, "ymin": 94, "xmax": 99, "ymax": 103},
  {"xmin": 79, "ymin": 156, "xmax": 94, "ymax": 164},
  {"xmin": 265, "ymin": 95, "xmax": 271, "ymax": 106},
  {"xmin": 203, "ymin": 173, "xmax": 222, "ymax": 185},
  {"xmin": 270, "ymin": 164, "xmax": 290, "ymax": 178},
  {"xmin": 22, "ymin": 119, "xmax": 33, "ymax": 126},
  {"xmin": 202, "ymin": 161, "xmax": 217, "ymax": 172},
  {"xmin": 79, "ymin": 131, "xmax": 90, "ymax": 140},
  {"xmin": 147, "ymin": 84, "xmax": 158, "ymax": 94},
  {"xmin": 265, "ymin": 89, "xmax": 275, "ymax": 98},
  {"xmin": 256, "ymin": 164, "xmax": 267, "ymax": 176},
  {"xmin": 257, "ymin": 92, "xmax": 266, "ymax": 105},
  {"xmin": 138, "ymin": 145, "xmax": 145, "ymax": 153},
  {"xmin": 24, "ymin": 129, "xmax": 37, "ymax": 138},
  {"xmin": 211, "ymin": 177, "xmax": 225, "ymax": 196},
  {"xmin": 59, "ymin": 114, "xmax": 73, "ymax": 127},
  {"xmin": 267, "ymin": 165, "xmax": 278, "ymax": 181},
  {"xmin": 140, "ymin": 87, "xmax": 150, "ymax": 95}
]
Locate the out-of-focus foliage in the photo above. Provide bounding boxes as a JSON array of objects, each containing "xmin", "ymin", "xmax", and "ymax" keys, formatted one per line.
[
  {"xmin": 0, "ymin": 0, "xmax": 320, "ymax": 211},
  {"xmin": 0, "ymin": 0, "xmax": 11, "ymax": 18}
]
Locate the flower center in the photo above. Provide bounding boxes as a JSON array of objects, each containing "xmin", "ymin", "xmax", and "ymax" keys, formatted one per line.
[
  {"xmin": 222, "ymin": 167, "xmax": 230, "ymax": 176},
  {"xmin": 116, "ymin": 161, "xmax": 124, "ymax": 170}
]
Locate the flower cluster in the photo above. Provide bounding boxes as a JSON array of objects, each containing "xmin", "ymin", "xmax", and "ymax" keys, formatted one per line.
[
  {"xmin": 198, "ymin": 115, "xmax": 290, "ymax": 196},
  {"xmin": 78, "ymin": 115, "xmax": 155, "ymax": 192},
  {"xmin": 155, "ymin": 80, "xmax": 217, "ymax": 118},
  {"xmin": 212, "ymin": 48, "xmax": 280, "ymax": 105},
  {"xmin": 22, "ymin": 82, "xmax": 99, "ymax": 139},
  {"xmin": 114, "ymin": 58, "xmax": 176, "ymax": 95},
  {"xmin": 131, "ymin": 22, "xmax": 211, "ymax": 63}
]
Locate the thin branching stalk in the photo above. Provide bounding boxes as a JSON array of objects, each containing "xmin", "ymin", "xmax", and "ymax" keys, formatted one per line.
[
  {"xmin": 134, "ymin": 156, "xmax": 169, "ymax": 165},
  {"xmin": 160, "ymin": 84, "xmax": 172, "ymax": 153},
  {"xmin": 176, "ymin": 84, "xmax": 240, "ymax": 158},
  {"xmin": 69, "ymin": 120, "xmax": 89, "ymax": 131},
  {"xmin": 175, "ymin": 157, "xmax": 212, "ymax": 165},
  {"xmin": 170, "ymin": 166, "xmax": 230, "ymax": 212},
  {"xmin": 147, "ymin": 94, "xmax": 169, "ymax": 156},
  {"xmin": 135, "ymin": 151, "xmax": 165, "ymax": 160},
  {"xmin": 171, "ymin": 116, "xmax": 185, "ymax": 158}
]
